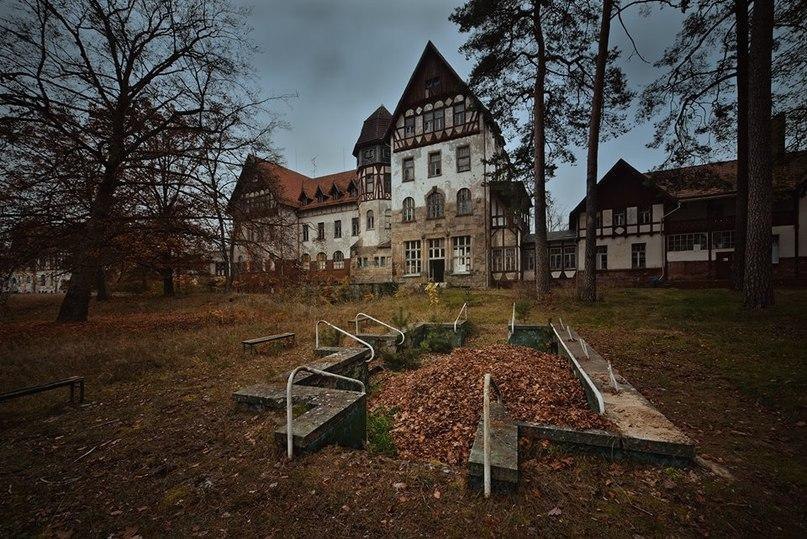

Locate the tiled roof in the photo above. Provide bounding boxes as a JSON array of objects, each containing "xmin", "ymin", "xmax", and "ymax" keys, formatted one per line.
[
  {"xmin": 353, "ymin": 106, "xmax": 392, "ymax": 155},
  {"xmin": 251, "ymin": 159, "xmax": 359, "ymax": 211},
  {"xmin": 523, "ymin": 230, "xmax": 576, "ymax": 244},
  {"xmin": 646, "ymin": 150, "xmax": 807, "ymax": 199}
]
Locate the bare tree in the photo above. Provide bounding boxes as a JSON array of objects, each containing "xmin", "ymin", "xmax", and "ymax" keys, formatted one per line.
[{"xmin": 0, "ymin": 0, "xmax": 259, "ymax": 321}]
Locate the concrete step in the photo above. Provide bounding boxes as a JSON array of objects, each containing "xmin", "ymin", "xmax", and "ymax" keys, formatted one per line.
[{"xmin": 468, "ymin": 401, "xmax": 519, "ymax": 493}]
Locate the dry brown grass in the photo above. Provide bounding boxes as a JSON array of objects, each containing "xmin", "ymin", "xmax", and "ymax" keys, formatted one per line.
[{"xmin": 0, "ymin": 286, "xmax": 805, "ymax": 536}]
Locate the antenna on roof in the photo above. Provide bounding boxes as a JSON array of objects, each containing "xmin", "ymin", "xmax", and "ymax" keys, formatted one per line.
[{"xmin": 310, "ymin": 155, "xmax": 317, "ymax": 176}]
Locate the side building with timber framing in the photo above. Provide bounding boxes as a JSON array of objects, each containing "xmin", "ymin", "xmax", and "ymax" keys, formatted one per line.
[{"xmin": 523, "ymin": 149, "xmax": 807, "ymax": 286}]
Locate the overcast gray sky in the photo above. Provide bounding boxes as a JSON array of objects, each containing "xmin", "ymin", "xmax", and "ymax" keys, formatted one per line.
[{"xmin": 247, "ymin": 1, "xmax": 711, "ymax": 219}]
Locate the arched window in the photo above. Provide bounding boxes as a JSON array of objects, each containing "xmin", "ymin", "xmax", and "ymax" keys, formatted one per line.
[
  {"xmin": 426, "ymin": 191, "xmax": 445, "ymax": 219},
  {"xmin": 301, "ymin": 253, "xmax": 310, "ymax": 271},
  {"xmin": 457, "ymin": 188, "xmax": 472, "ymax": 215},
  {"xmin": 333, "ymin": 250, "xmax": 345, "ymax": 269},
  {"xmin": 317, "ymin": 252, "xmax": 327, "ymax": 270},
  {"xmin": 366, "ymin": 210, "xmax": 375, "ymax": 230},
  {"xmin": 402, "ymin": 197, "xmax": 415, "ymax": 222}
]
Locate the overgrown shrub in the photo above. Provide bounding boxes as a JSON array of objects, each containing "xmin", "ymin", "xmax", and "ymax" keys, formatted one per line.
[
  {"xmin": 382, "ymin": 348, "xmax": 421, "ymax": 371},
  {"xmin": 514, "ymin": 299, "xmax": 532, "ymax": 320},
  {"xmin": 390, "ymin": 307, "xmax": 411, "ymax": 329},
  {"xmin": 419, "ymin": 328, "xmax": 453, "ymax": 354},
  {"xmin": 367, "ymin": 408, "xmax": 397, "ymax": 456},
  {"xmin": 318, "ymin": 324, "xmax": 341, "ymax": 347}
]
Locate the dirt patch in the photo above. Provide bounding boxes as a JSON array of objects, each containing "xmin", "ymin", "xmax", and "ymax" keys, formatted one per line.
[{"xmin": 371, "ymin": 344, "xmax": 611, "ymax": 464}]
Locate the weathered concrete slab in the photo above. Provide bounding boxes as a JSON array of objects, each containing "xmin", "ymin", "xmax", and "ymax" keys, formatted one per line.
[
  {"xmin": 274, "ymin": 390, "xmax": 366, "ymax": 454},
  {"xmin": 518, "ymin": 422, "xmax": 621, "ymax": 450},
  {"xmin": 468, "ymin": 401, "xmax": 519, "ymax": 492},
  {"xmin": 294, "ymin": 347, "xmax": 370, "ymax": 388},
  {"xmin": 552, "ymin": 326, "xmax": 696, "ymax": 463},
  {"xmin": 407, "ymin": 321, "xmax": 470, "ymax": 349}
]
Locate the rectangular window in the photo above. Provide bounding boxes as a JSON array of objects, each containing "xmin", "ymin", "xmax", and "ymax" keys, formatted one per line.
[
  {"xmin": 492, "ymin": 247, "xmax": 517, "ymax": 272},
  {"xmin": 302, "ymin": 224, "xmax": 309, "ymax": 242},
  {"xmin": 613, "ymin": 209, "xmax": 626, "ymax": 227},
  {"xmin": 404, "ymin": 116, "xmax": 415, "ymax": 136},
  {"xmin": 433, "ymin": 108, "xmax": 444, "ymax": 130},
  {"xmin": 453, "ymin": 101, "xmax": 465, "ymax": 125},
  {"xmin": 491, "ymin": 198, "xmax": 506, "ymax": 227},
  {"xmin": 596, "ymin": 245, "xmax": 608, "ymax": 270},
  {"xmin": 549, "ymin": 247, "xmax": 562, "ymax": 270},
  {"xmin": 334, "ymin": 220, "xmax": 342, "ymax": 239},
  {"xmin": 562, "ymin": 246, "xmax": 576, "ymax": 270},
  {"xmin": 423, "ymin": 110, "xmax": 434, "ymax": 133},
  {"xmin": 384, "ymin": 173, "xmax": 391, "ymax": 194},
  {"xmin": 639, "ymin": 207, "xmax": 652, "ymax": 224},
  {"xmin": 523, "ymin": 249, "xmax": 535, "ymax": 271},
  {"xmin": 668, "ymin": 233, "xmax": 708, "ymax": 251},
  {"xmin": 404, "ymin": 240, "xmax": 422, "ymax": 275},
  {"xmin": 403, "ymin": 157, "xmax": 415, "ymax": 182},
  {"xmin": 365, "ymin": 174, "xmax": 374, "ymax": 196},
  {"xmin": 428, "ymin": 238, "xmax": 445, "ymax": 260},
  {"xmin": 317, "ymin": 222, "xmax": 325, "ymax": 240},
  {"xmin": 456, "ymin": 145, "xmax": 471, "ymax": 172},
  {"xmin": 452, "ymin": 236, "xmax": 471, "ymax": 273},
  {"xmin": 428, "ymin": 152, "xmax": 441, "ymax": 177},
  {"xmin": 712, "ymin": 230, "xmax": 734, "ymax": 249},
  {"xmin": 351, "ymin": 217, "xmax": 359, "ymax": 236},
  {"xmin": 632, "ymin": 243, "xmax": 646, "ymax": 269}
]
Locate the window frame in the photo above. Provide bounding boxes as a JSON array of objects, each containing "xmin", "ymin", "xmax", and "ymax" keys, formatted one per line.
[
  {"xmin": 456, "ymin": 187, "xmax": 472, "ymax": 215},
  {"xmin": 302, "ymin": 224, "xmax": 309, "ymax": 242},
  {"xmin": 426, "ymin": 191, "xmax": 445, "ymax": 219},
  {"xmin": 402, "ymin": 197, "xmax": 415, "ymax": 222},
  {"xmin": 366, "ymin": 210, "xmax": 375, "ymax": 230},
  {"xmin": 549, "ymin": 247, "xmax": 562, "ymax": 271},
  {"xmin": 404, "ymin": 240, "xmax": 422, "ymax": 276},
  {"xmin": 453, "ymin": 101, "xmax": 466, "ymax": 125},
  {"xmin": 428, "ymin": 151, "xmax": 442, "ymax": 177},
  {"xmin": 596, "ymin": 245, "xmax": 608, "ymax": 270},
  {"xmin": 402, "ymin": 157, "xmax": 415, "ymax": 182},
  {"xmin": 351, "ymin": 217, "xmax": 359, "ymax": 236},
  {"xmin": 333, "ymin": 250, "xmax": 345, "ymax": 269},
  {"xmin": 639, "ymin": 206, "xmax": 653, "ymax": 225},
  {"xmin": 333, "ymin": 220, "xmax": 342, "ymax": 239},
  {"xmin": 456, "ymin": 145, "xmax": 471, "ymax": 173},
  {"xmin": 452, "ymin": 236, "xmax": 472, "ymax": 274},
  {"xmin": 631, "ymin": 243, "xmax": 646, "ymax": 269},
  {"xmin": 317, "ymin": 222, "xmax": 325, "ymax": 241},
  {"xmin": 404, "ymin": 116, "xmax": 415, "ymax": 137}
]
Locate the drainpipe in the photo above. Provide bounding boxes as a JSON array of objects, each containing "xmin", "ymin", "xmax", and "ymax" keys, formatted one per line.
[{"xmin": 659, "ymin": 202, "xmax": 682, "ymax": 282}]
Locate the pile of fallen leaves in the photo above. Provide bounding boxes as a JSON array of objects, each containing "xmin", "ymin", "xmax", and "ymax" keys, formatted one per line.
[{"xmin": 371, "ymin": 344, "xmax": 612, "ymax": 464}]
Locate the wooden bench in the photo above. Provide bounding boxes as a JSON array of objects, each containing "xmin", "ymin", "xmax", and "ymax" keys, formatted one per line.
[
  {"xmin": 241, "ymin": 332, "xmax": 295, "ymax": 353},
  {"xmin": 0, "ymin": 376, "xmax": 85, "ymax": 405}
]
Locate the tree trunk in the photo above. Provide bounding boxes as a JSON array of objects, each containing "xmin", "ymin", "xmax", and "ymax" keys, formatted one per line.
[
  {"xmin": 532, "ymin": 6, "xmax": 551, "ymax": 299},
  {"xmin": 96, "ymin": 266, "xmax": 109, "ymax": 301},
  {"xmin": 578, "ymin": 0, "xmax": 613, "ymax": 302},
  {"xmin": 732, "ymin": 0, "xmax": 749, "ymax": 290},
  {"xmin": 162, "ymin": 268, "xmax": 175, "ymax": 297},
  {"xmin": 743, "ymin": 0, "xmax": 774, "ymax": 308}
]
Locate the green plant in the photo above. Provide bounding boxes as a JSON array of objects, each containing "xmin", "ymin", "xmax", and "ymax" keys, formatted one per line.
[
  {"xmin": 318, "ymin": 324, "xmax": 341, "ymax": 347},
  {"xmin": 390, "ymin": 307, "xmax": 411, "ymax": 329},
  {"xmin": 382, "ymin": 348, "xmax": 421, "ymax": 371},
  {"xmin": 419, "ymin": 328, "xmax": 453, "ymax": 354},
  {"xmin": 367, "ymin": 409, "xmax": 397, "ymax": 456},
  {"xmin": 514, "ymin": 298, "xmax": 532, "ymax": 321}
]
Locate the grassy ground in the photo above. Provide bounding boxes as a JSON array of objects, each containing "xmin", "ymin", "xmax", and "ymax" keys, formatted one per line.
[{"xmin": 0, "ymin": 286, "xmax": 805, "ymax": 537}]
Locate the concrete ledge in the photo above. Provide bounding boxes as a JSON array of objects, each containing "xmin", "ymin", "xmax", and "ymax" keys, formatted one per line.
[
  {"xmin": 518, "ymin": 422, "xmax": 620, "ymax": 450},
  {"xmin": 468, "ymin": 401, "xmax": 519, "ymax": 492},
  {"xmin": 274, "ymin": 391, "xmax": 366, "ymax": 454}
]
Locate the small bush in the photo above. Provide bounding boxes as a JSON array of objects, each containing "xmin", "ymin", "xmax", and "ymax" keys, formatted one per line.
[
  {"xmin": 390, "ymin": 307, "xmax": 411, "ymax": 329},
  {"xmin": 419, "ymin": 329, "xmax": 453, "ymax": 354},
  {"xmin": 318, "ymin": 325, "xmax": 341, "ymax": 347},
  {"xmin": 514, "ymin": 299, "xmax": 532, "ymax": 320},
  {"xmin": 382, "ymin": 348, "xmax": 421, "ymax": 371},
  {"xmin": 367, "ymin": 409, "xmax": 397, "ymax": 456}
]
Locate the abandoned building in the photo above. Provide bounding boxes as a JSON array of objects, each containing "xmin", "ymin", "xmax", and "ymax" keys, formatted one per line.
[{"xmin": 228, "ymin": 41, "xmax": 807, "ymax": 288}]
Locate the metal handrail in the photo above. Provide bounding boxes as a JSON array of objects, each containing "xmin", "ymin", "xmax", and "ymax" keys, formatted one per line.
[
  {"xmin": 354, "ymin": 313, "xmax": 405, "ymax": 345},
  {"xmin": 549, "ymin": 323, "xmax": 605, "ymax": 414},
  {"xmin": 508, "ymin": 302, "xmax": 516, "ymax": 336},
  {"xmin": 482, "ymin": 373, "xmax": 503, "ymax": 498},
  {"xmin": 315, "ymin": 320, "xmax": 376, "ymax": 362},
  {"xmin": 286, "ymin": 366, "xmax": 366, "ymax": 459},
  {"xmin": 453, "ymin": 302, "xmax": 468, "ymax": 333}
]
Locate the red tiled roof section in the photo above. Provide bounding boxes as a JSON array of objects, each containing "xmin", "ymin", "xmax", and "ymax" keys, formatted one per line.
[
  {"xmin": 253, "ymin": 159, "xmax": 359, "ymax": 210},
  {"xmin": 646, "ymin": 151, "xmax": 807, "ymax": 199}
]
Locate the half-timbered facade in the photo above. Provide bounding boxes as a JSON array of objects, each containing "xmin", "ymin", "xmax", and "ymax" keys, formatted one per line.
[
  {"xmin": 523, "ymin": 151, "xmax": 807, "ymax": 285},
  {"xmin": 227, "ymin": 41, "xmax": 530, "ymax": 288}
]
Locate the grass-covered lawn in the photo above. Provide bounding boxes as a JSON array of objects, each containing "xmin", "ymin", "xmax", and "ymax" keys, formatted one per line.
[{"xmin": 0, "ymin": 286, "xmax": 805, "ymax": 536}]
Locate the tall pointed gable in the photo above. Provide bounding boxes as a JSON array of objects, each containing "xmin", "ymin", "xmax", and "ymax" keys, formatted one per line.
[
  {"xmin": 353, "ymin": 105, "xmax": 392, "ymax": 156},
  {"xmin": 386, "ymin": 41, "xmax": 470, "ymax": 133}
]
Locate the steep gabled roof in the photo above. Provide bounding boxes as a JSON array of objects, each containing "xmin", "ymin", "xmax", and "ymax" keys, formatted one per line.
[
  {"xmin": 383, "ymin": 41, "xmax": 505, "ymax": 147},
  {"xmin": 352, "ymin": 105, "xmax": 392, "ymax": 156},
  {"xmin": 231, "ymin": 156, "xmax": 359, "ymax": 212}
]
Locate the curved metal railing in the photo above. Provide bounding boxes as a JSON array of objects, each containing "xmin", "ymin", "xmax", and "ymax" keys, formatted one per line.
[
  {"xmin": 453, "ymin": 302, "xmax": 468, "ymax": 333},
  {"xmin": 353, "ymin": 313, "xmax": 405, "ymax": 345},
  {"xmin": 315, "ymin": 320, "xmax": 375, "ymax": 362},
  {"xmin": 286, "ymin": 366, "xmax": 366, "ymax": 459},
  {"xmin": 549, "ymin": 322, "xmax": 605, "ymax": 414}
]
